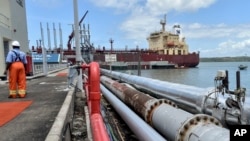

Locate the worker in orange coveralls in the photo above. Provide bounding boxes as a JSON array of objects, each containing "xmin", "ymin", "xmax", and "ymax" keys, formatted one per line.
[{"xmin": 4, "ymin": 40, "xmax": 27, "ymax": 98}]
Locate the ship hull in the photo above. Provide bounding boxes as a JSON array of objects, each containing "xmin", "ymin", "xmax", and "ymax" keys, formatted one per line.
[{"xmin": 93, "ymin": 52, "xmax": 199, "ymax": 68}]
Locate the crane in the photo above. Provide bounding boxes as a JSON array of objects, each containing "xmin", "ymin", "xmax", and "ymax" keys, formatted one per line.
[{"xmin": 67, "ymin": 10, "xmax": 88, "ymax": 50}]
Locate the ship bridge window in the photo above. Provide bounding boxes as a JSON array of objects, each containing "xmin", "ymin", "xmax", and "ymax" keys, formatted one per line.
[{"xmin": 178, "ymin": 50, "xmax": 182, "ymax": 55}]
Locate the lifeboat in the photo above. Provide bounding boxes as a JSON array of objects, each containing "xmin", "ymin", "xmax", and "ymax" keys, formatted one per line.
[{"xmin": 167, "ymin": 41, "xmax": 174, "ymax": 46}]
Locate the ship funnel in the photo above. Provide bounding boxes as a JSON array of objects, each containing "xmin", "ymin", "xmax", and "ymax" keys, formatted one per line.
[
  {"xmin": 173, "ymin": 25, "xmax": 183, "ymax": 41},
  {"xmin": 173, "ymin": 24, "xmax": 181, "ymax": 35}
]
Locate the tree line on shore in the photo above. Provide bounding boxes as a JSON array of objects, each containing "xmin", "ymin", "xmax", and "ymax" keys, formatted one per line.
[{"xmin": 200, "ymin": 56, "xmax": 250, "ymax": 62}]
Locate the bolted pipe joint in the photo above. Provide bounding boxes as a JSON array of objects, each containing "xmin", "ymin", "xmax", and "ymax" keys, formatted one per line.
[
  {"xmin": 176, "ymin": 114, "xmax": 223, "ymax": 141},
  {"xmin": 145, "ymin": 99, "xmax": 178, "ymax": 125},
  {"xmin": 151, "ymin": 103, "xmax": 229, "ymax": 141}
]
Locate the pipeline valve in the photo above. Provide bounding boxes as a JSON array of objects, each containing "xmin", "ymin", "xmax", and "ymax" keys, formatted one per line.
[
  {"xmin": 214, "ymin": 70, "xmax": 227, "ymax": 94},
  {"xmin": 213, "ymin": 70, "xmax": 247, "ymax": 126}
]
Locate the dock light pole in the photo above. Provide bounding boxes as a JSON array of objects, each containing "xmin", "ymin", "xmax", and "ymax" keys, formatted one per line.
[
  {"xmin": 40, "ymin": 23, "xmax": 48, "ymax": 75},
  {"xmin": 40, "ymin": 39, "xmax": 47, "ymax": 75},
  {"xmin": 137, "ymin": 46, "xmax": 141, "ymax": 76},
  {"xmin": 109, "ymin": 38, "xmax": 114, "ymax": 71},
  {"xmin": 73, "ymin": 0, "xmax": 83, "ymax": 91}
]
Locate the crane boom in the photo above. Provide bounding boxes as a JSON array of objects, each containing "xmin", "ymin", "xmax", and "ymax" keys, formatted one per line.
[{"xmin": 67, "ymin": 10, "xmax": 89, "ymax": 50}]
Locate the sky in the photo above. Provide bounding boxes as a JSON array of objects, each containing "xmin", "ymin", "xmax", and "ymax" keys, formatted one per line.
[{"xmin": 26, "ymin": 0, "xmax": 250, "ymax": 58}]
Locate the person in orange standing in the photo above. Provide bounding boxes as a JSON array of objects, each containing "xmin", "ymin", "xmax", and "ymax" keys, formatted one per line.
[{"xmin": 4, "ymin": 40, "xmax": 27, "ymax": 98}]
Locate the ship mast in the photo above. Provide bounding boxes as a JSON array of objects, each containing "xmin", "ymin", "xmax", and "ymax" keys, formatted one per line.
[
  {"xmin": 160, "ymin": 14, "xmax": 166, "ymax": 32},
  {"xmin": 109, "ymin": 38, "xmax": 114, "ymax": 52}
]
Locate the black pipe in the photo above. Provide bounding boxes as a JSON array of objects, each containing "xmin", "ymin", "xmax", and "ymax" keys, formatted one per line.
[
  {"xmin": 222, "ymin": 70, "xmax": 229, "ymax": 90},
  {"xmin": 236, "ymin": 71, "xmax": 240, "ymax": 89}
]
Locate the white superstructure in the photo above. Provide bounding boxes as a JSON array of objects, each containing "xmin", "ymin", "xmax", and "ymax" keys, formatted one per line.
[{"xmin": 0, "ymin": 0, "xmax": 29, "ymax": 75}]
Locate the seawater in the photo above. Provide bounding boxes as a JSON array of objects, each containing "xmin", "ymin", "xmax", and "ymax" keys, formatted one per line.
[{"xmin": 119, "ymin": 62, "xmax": 250, "ymax": 94}]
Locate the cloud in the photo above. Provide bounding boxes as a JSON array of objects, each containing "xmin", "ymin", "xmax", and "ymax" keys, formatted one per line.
[
  {"xmin": 74, "ymin": 0, "xmax": 250, "ymax": 57},
  {"xmin": 120, "ymin": 19, "xmax": 250, "ymax": 54},
  {"xmin": 88, "ymin": 0, "xmax": 217, "ymax": 15},
  {"xmin": 88, "ymin": 0, "xmax": 218, "ymax": 46},
  {"xmin": 87, "ymin": 0, "xmax": 219, "ymax": 40},
  {"xmin": 145, "ymin": 0, "xmax": 217, "ymax": 15},
  {"xmin": 183, "ymin": 23, "xmax": 250, "ymax": 39},
  {"xmin": 200, "ymin": 39, "xmax": 250, "ymax": 57},
  {"xmin": 219, "ymin": 39, "xmax": 250, "ymax": 50},
  {"xmin": 88, "ymin": 0, "xmax": 138, "ymax": 11},
  {"xmin": 185, "ymin": 24, "xmax": 232, "ymax": 38},
  {"xmin": 120, "ymin": 15, "xmax": 158, "ymax": 38}
]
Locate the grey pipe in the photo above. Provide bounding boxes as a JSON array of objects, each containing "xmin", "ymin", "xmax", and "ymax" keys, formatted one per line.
[
  {"xmin": 100, "ymin": 84, "xmax": 167, "ymax": 141},
  {"xmin": 101, "ymin": 69, "xmax": 212, "ymax": 113},
  {"xmin": 152, "ymin": 104, "xmax": 229, "ymax": 141},
  {"xmin": 101, "ymin": 69, "xmax": 250, "ymax": 125},
  {"xmin": 100, "ymin": 76, "xmax": 230, "ymax": 141}
]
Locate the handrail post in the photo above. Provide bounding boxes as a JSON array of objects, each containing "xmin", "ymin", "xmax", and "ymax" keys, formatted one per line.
[
  {"xmin": 82, "ymin": 62, "xmax": 101, "ymax": 114},
  {"xmin": 88, "ymin": 62, "xmax": 101, "ymax": 114},
  {"xmin": 81, "ymin": 62, "xmax": 109, "ymax": 141}
]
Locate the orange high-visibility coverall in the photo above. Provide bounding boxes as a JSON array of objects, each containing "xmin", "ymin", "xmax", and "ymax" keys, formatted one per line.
[{"xmin": 9, "ymin": 62, "xmax": 26, "ymax": 97}]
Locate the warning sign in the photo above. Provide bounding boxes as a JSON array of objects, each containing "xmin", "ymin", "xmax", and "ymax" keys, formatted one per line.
[{"xmin": 105, "ymin": 54, "xmax": 117, "ymax": 62}]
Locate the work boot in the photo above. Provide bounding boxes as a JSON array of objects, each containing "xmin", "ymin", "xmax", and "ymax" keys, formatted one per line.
[
  {"xmin": 18, "ymin": 94, "xmax": 26, "ymax": 98},
  {"xmin": 8, "ymin": 95, "xmax": 17, "ymax": 98}
]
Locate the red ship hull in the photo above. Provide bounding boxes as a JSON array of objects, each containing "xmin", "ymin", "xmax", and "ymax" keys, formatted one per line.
[{"xmin": 93, "ymin": 50, "xmax": 200, "ymax": 68}]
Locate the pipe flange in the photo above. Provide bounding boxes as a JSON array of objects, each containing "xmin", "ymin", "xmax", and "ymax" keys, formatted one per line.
[
  {"xmin": 145, "ymin": 99, "xmax": 177, "ymax": 125},
  {"xmin": 145, "ymin": 99, "xmax": 161, "ymax": 125},
  {"xmin": 176, "ymin": 114, "xmax": 222, "ymax": 141},
  {"xmin": 161, "ymin": 99, "xmax": 178, "ymax": 108}
]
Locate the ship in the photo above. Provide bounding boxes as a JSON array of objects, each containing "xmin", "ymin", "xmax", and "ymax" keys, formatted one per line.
[
  {"xmin": 238, "ymin": 64, "xmax": 247, "ymax": 70},
  {"xmin": 62, "ymin": 14, "xmax": 200, "ymax": 70},
  {"xmin": 91, "ymin": 15, "xmax": 200, "ymax": 70}
]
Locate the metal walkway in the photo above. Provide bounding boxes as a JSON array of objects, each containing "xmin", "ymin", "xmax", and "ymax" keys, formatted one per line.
[{"xmin": 0, "ymin": 69, "xmax": 70, "ymax": 141}]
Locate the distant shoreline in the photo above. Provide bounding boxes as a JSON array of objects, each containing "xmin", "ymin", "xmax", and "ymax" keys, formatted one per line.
[{"xmin": 200, "ymin": 56, "xmax": 250, "ymax": 62}]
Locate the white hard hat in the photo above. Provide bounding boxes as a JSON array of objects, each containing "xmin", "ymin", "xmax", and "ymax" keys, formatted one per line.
[{"xmin": 12, "ymin": 41, "xmax": 20, "ymax": 47}]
